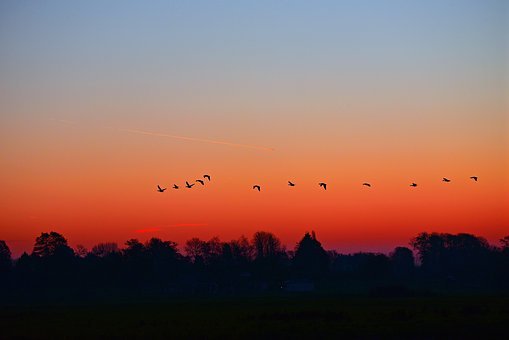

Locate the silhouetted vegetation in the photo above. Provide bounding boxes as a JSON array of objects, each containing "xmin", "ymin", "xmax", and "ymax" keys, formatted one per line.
[{"xmin": 0, "ymin": 231, "xmax": 508, "ymax": 303}]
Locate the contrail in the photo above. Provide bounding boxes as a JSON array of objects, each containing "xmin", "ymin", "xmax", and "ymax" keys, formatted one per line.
[
  {"xmin": 118, "ymin": 128, "xmax": 275, "ymax": 152},
  {"xmin": 50, "ymin": 118, "xmax": 274, "ymax": 151}
]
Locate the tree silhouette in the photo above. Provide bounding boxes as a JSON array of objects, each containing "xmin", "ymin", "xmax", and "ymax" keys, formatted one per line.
[
  {"xmin": 0, "ymin": 240, "xmax": 12, "ymax": 273},
  {"xmin": 91, "ymin": 242, "xmax": 119, "ymax": 257},
  {"xmin": 251, "ymin": 231, "xmax": 287, "ymax": 283},
  {"xmin": 145, "ymin": 238, "xmax": 179, "ymax": 260},
  {"xmin": 228, "ymin": 236, "xmax": 253, "ymax": 264},
  {"xmin": 389, "ymin": 247, "xmax": 415, "ymax": 279},
  {"xmin": 74, "ymin": 244, "xmax": 88, "ymax": 258},
  {"xmin": 500, "ymin": 236, "xmax": 509, "ymax": 250},
  {"xmin": 32, "ymin": 232, "xmax": 74, "ymax": 258},
  {"xmin": 411, "ymin": 232, "xmax": 492, "ymax": 281},
  {"xmin": 292, "ymin": 231, "xmax": 329, "ymax": 278},
  {"xmin": 252, "ymin": 231, "xmax": 283, "ymax": 260},
  {"xmin": 1, "ymin": 230, "xmax": 507, "ymax": 301},
  {"xmin": 185, "ymin": 237, "xmax": 207, "ymax": 264},
  {"xmin": 184, "ymin": 237, "xmax": 224, "ymax": 265},
  {"xmin": 144, "ymin": 238, "xmax": 182, "ymax": 287},
  {"xmin": 123, "ymin": 239, "xmax": 145, "ymax": 258}
]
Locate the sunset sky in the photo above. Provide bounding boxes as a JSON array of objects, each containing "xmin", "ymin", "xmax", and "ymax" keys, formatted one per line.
[{"xmin": 1, "ymin": 1, "xmax": 508, "ymax": 257}]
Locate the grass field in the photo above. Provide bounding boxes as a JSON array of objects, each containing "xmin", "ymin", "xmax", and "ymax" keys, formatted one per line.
[{"xmin": 2, "ymin": 295, "xmax": 508, "ymax": 338}]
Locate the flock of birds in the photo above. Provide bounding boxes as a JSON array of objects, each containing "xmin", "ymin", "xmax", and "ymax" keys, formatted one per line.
[{"xmin": 157, "ymin": 175, "xmax": 479, "ymax": 192}]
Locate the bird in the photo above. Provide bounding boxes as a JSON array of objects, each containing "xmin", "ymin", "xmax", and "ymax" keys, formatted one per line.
[
  {"xmin": 185, "ymin": 181, "xmax": 195, "ymax": 188},
  {"xmin": 157, "ymin": 185, "xmax": 166, "ymax": 192},
  {"xmin": 173, "ymin": 184, "xmax": 179, "ymax": 189},
  {"xmin": 288, "ymin": 181, "xmax": 295, "ymax": 186},
  {"xmin": 196, "ymin": 179, "xmax": 205, "ymax": 185},
  {"xmin": 442, "ymin": 177, "xmax": 451, "ymax": 182},
  {"xmin": 319, "ymin": 182, "xmax": 327, "ymax": 190},
  {"xmin": 362, "ymin": 183, "xmax": 371, "ymax": 187},
  {"xmin": 410, "ymin": 183, "xmax": 417, "ymax": 187},
  {"xmin": 253, "ymin": 185, "xmax": 261, "ymax": 192},
  {"xmin": 203, "ymin": 174, "xmax": 211, "ymax": 181},
  {"xmin": 470, "ymin": 176, "xmax": 478, "ymax": 182}
]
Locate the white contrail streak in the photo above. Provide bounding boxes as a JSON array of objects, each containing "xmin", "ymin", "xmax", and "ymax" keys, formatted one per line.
[{"xmin": 118, "ymin": 128, "xmax": 275, "ymax": 152}]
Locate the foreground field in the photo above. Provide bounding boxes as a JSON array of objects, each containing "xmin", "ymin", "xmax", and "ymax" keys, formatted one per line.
[{"xmin": 2, "ymin": 295, "xmax": 508, "ymax": 338}]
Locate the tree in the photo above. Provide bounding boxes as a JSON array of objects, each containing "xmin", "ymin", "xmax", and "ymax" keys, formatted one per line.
[
  {"xmin": 229, "ymin": 236, "xmax": 253, "ymax": 263},
  {"xmin": 145, "ymin": 238, "xmax": 179, "ymax": 259},
  {"xmin": 500, "ymin": 236, "xmax": 509, "ymax": 250},
  {"xmin": 185, "ymin": 237, "xmax": 206, "ymax": 263},
  {"xmin": 0, "ymin": 240, "xmax": 12, "ymax": 272},
  {"xmin": 389, "ymin": 247, "xmax": 414, "ymax": 279},
  {"xmin": 184, "ymin": 237, "xmax": 224, "ymax": 265},
  {"xmin": 144, "ymin": 238, "xmax": 182, "ymax": 284},
  {"xmin": 91, "ymin": 242, "xmax": 119, "ymax": 257},
  {"xmin": 74, "ymin": 245, "xmax": 89, "ymax": 258},
  {"xmin": 123, "ymin": 239, "xmax": 145, "ymax": 257},
  {"xmin": 292, "ymin": 232, "xmax": 329, "ymax": 278},
  {"xmin": 32, "ymin": 232, "xmax": 74, "ymax": 258},
  {"xmin": 252, "ymin": 231, "xmax": 283, "ymax": 260},
  {"xmin": 411, "ymin": 232, "xmax": 491, "ymax": 278}
]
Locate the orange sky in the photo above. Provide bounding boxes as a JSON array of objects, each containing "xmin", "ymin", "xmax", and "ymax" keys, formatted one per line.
[{"xmin": 1, "ymin": 117, "xmax": 507, "ymax": 257}]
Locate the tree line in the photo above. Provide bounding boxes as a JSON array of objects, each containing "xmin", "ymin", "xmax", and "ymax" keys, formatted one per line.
[{"xmin": 0, "ymin": 231, "xmax": 508, "ymax": 301}]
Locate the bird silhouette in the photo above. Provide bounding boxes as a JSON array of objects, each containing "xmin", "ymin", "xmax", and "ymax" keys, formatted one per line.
[
  {"xmin": 157, "ymin": 185, "xmax": 166, "ymax": 192},
  {"xmin": 288, "ymin": 181, "xmax": 295, "ymax": 186},
  {"xmin": 185, "ymin": 181, "xmax": 195, "ymax": 188},
  {"xmin": 173, "ymin": 184, "xmax": 179, "ymax": 189},
  {"xmin": 196, "ymin": 179, "xmax": 205, "ymax": 185},
  {"xmin": 319, "ymin": 182, "xmax": 327, "ymax": 190},
  {"xmin": 442, "ymin": 177, "xmax": 451, "ymax": 182},
  {"xmin": 253, "ymin": 185, "xmax": 261, "ymax": 192},
  {"xmin": 470, "ymin": 176, "xmax": 478, "ymax": 182},
  {"xmin": 204, "ymin": 175, "xmax": 211, "ymax": 181},
  {"xmin": 362, "ymin": 183, "xmax": 371, "ymax": 187},
  {"xmin": 410, "ymin": 183, "xmax": 418, "ymax": 187}
]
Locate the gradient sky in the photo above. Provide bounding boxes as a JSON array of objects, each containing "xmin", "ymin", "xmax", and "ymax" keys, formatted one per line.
[{"xmin": 1, "ymin": 1, "xmax": 508, "ymax": 257}]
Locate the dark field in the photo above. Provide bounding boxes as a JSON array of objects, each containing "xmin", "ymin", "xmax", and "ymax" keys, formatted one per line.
[{"xmin": 2, "ymin": 295, "xmax": 508, "ymax": 339}]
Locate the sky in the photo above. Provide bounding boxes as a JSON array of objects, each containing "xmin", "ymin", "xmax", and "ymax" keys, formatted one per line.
[{"xmin": 1, "ymin": 0, "xmax": 508, "ymax": 257}]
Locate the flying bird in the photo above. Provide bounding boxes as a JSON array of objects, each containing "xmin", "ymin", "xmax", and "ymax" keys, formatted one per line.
[
  {"xmin": 288, "ymin": 181, "xmax": 295, "ymax": 186},
  {"xmin": 157, "ymin": 185, "xmax": 166, "ymax": 192},
  {"xmin": 319, "ymin": 182, "xmax": 327, "ymax": 190},
  {"xmin": 470, "ymin": 176, "xmax": 478, "ymax": 182},
  {"xmin": 196, "ymin": 179, "xmax": 205, "ymax": 185},
  {"xmin": 442, "ymin": 178, "xmax": 451, "ymax": 182},
  {"xmin": 204, "ymin": 174, "xmax": 211, "ymax": 181},
  {"xmin": 362, "ymin": 183, "xmax": 371, "ymax": 187},
  {"xmin": 410, "ymin": 183, "xmax": 418, "ymax": 187},
  {"xmin": 253, "ymin": 185, "xmax": 261, "ymax": 192},
  {"xmin": 173, "ymin": 184, "xmax": 179, "ymax": 189},
  {"xmin": 185, "ymin": 181, "xmax": 195, "ymax": 188}
]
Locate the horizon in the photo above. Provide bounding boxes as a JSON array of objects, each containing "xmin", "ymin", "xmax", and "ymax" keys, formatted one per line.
[
  {"xmin": 1, "ymin": 1, "xmax": 508, "ymax": 259},
  {"xmin": 4, "ymin": 228, "xmax": 507, "ymax": 260}
]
